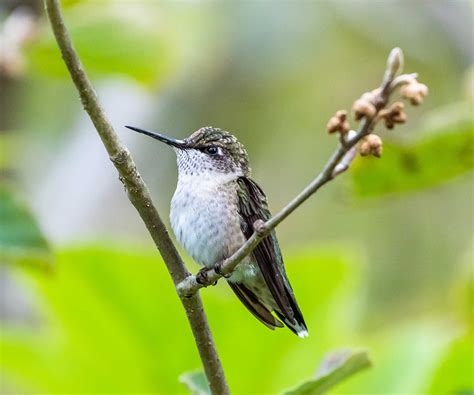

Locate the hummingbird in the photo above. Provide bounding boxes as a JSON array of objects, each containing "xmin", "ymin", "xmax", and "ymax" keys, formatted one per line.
[{"xmin": 126, "ymin": 125, "xmax": 308, "ymax": 337}]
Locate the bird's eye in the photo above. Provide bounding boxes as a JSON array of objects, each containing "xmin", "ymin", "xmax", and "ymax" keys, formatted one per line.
[{"xmin": 204, "ymin": 146, "xmax": 219, "ymax": 155}]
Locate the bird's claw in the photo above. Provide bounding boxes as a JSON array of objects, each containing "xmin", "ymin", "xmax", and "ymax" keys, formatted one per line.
[
  {"xmin": 214, "ymin": 261, "xmax": 231, "ymax": 278},
  {"xmin": 196, "ymin": 261, "xmax": 230, "ymax": 286},
  {"xmin": 196, "ymin": 267, "xmax": 209, "ymax": 285}
]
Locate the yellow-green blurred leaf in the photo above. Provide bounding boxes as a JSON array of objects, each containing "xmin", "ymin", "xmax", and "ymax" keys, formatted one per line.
[
  {"xmin": 0, "ymin": 187, "xmax": 51, "ymax": 267},
  {"xmin": 180, "ymin": 371, "xmax": 210, "ymax": 395},
  {"xmin": 426, "ymin": 334, "xmax": 474, "ymax": 395},
  {"xmin": 0, "ymin": 246, "xmax": 357, "ymax": 394},
  {"xmin": 332, "ymin": 323, "xmax": 454, "ymax": 394},
  {"xmin": 29, "ymin": 2, "xmax": 174, "ymax": 85},
  {"xmin": 352, "ymin": 121, "xmax": 473, "ymax": 197},
  {"xmin": 0, "ymin": 247, "xmax": 193, "ymax": 393},
  {"xmin": 283, "ymin": 350, "xmax": 371, "ymax": 395},
  {"xmin": 61, "ymin": 0, "xmax": 84, "ymax": 7}
]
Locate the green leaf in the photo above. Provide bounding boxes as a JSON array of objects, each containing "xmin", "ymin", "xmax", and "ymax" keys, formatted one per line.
[
  {"xmin": 332, "ymin": 323, "xmax": 454, "ymax": 394},
  {"xmin": 0, "ymin": 186, "xmax": 51, "ymax": 267},
  {"xmin": 425, "ymin": 334, "xmax": 474, "ymax": 395},
  {"xmin": 352, "ymin": 120, "xmax": 473, "ymax": 197},
  {"xmin": 179, "ymin": 371, "xmax": 211, "ymax": 395},
  {"xmin": 1, "ymin": 247, "xmax": 194, "ymax": 393},
  {"xmin": 283, "ymin": 350, "xmax": 371, "ymax": 395},
  {"xmin": 0, "ymin": 246, "xmax": 358, "ymax": 394},
  {"xmin": 29, "ymin": 2, "xmax": 174, "ymax": 85}
]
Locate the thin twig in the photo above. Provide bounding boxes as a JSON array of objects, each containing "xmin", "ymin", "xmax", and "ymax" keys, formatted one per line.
[
  {"xmin": 43, "ymin": 1, "xmax": 229, "ymax": 393},
  {"xmin": 177, "ymin": 49, "xmax": 406, "ymax": 296}
]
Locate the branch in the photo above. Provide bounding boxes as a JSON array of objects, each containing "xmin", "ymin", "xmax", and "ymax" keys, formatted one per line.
[
  {"xmin": 43, "ymin": 1, "xmax": 229, "ymax": 394},
  {"xmin": 177, "ymin": 47, "xmax": 428, "ymax": 296}
]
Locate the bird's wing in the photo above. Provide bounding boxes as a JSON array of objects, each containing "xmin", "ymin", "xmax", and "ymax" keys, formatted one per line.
[
  {"xmin": 228, "ymin": 282, "xmax": 284, "ymax": 329},
  {"xmin": 236, "ymin": 177, "xmax": 306, "ymax": 332}
]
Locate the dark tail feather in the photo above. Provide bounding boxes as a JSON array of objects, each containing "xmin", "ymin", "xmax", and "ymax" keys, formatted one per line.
[
  {"xmin": 275, "ymin": 310, "xmax": 308, "ymax": 338},
  {"xmin": 275, "ymin": 285, "xmax": 308, "ymax": 338},
  {"xmin": 228, "ymin": 282, "xmax": 284, "ymax": 330}
]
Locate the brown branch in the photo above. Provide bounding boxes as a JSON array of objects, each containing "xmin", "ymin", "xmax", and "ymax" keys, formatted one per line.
[
  {"xmin": 43, "ymin": 1, "xmax": 229, "ymax": 393},
  {"xmin": 177, "ymin": 47, "xmax": 426, "ymax": 296}
]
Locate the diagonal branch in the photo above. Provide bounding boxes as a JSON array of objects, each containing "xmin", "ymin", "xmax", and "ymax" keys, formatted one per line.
[
  {"xmin": 43, "ymin": 1, "xmax": 229, "ymax": 394},
  {"xmin": 177, "ymin": 47, "xmax": 426, "ymax": 296}
]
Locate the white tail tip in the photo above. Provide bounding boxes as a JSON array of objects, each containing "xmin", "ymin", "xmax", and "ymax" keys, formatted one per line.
[{"xmin": 297, "ymin": 329, "xmax": 309, "ymax": 338}]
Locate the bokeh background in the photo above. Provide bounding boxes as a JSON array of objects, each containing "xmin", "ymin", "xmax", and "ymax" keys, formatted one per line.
[{"xmin": 1, "ymin": 0, "xmax": 473, "ymax": 394}]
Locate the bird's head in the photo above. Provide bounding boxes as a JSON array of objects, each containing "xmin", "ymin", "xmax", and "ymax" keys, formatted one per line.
[{"xmin": 126, "ymin": 126, "xmax": 250, "ymax": 178}]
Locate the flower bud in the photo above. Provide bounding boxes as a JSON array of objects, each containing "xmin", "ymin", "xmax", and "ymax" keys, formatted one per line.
[
  {"xmin": 401, "ymin": 82, "xmax": 429, "ymax": 105},
  {"xmin": 367, "ymin": 134, "xmax": 383, "ymax": 157},
  {"xmin": 352, "ymin": 99, "xmax": 376, "ymax": 120},
  {"xmin": 359, "ymin": 140, "xmax": 371, "ymax": 156},
  {"xmin": 378, "ymin": 101, "xmax": 407, "ymax": 129},
  {"xmin": 359, "ymin": 134, "xmax": 383, "ymax": 157},
  {"xmin": 386, "ymin": 47, "xmax": 404, "ymax": 78},
  {"xmin": 326, "ymin": 117, "xmax": 341, "ymax": 134},
  {"xmin": 392, "ymin": 111, "xmax": 407, "ymax": 123},
  {"xmin": 391, "ymin": 101, "xmax": 405, "ymax": 113},
  {"xmin": 326, "ymin": 110, "xmax": 350, "ymax": 134}
]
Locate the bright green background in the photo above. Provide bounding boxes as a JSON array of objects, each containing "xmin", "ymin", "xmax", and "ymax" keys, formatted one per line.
[{"xmin": 1, "ymin": 0, "xmax": 472, "ymax": 394}]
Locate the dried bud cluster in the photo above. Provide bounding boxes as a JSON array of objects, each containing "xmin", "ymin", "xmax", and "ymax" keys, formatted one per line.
[
  {"xmin": 324, "ymin": 47, "xmax": 427, "ymax": 168},
  {"xmin": 359, "ymin": 134, "xmax": 383, "ymax": 158},
  {"xmin": 378, "ymin": 101, "xmax": 407, "ymax": 129},
  {"xmin": 326, "ymin": 110, "xmax": 350, "ymax": 135},
  {"xmin": 400, "ymin": 81, "xmax": 429, "ymax": 105}
]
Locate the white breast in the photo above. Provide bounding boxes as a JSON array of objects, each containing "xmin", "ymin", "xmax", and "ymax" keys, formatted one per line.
[{"xmin": 170, "ymin": 173, "xmax": 246, "ymax": 268}]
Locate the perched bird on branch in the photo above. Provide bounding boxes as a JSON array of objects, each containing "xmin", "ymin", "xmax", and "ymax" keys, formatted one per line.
[{"xmin": 126, "ymin": 125, "xmax": 308, "ymax": 337}]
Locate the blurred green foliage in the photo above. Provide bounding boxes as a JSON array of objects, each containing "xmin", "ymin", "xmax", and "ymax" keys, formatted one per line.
[
  {"xmin": 426, "ymin": 334, "xmax": 474, "ymax": 395},
  {"xmin": 0, "ymin": 187, "xmax": 51, "ymax": 268},
  {"xmin": 1, "ymin": 246, "xmax": 363, "ymax": 394},
  {"xmin": 1, "ymin": 244, "xmax": 471, "ymax": 394},
  {"xmin": 283, "ymin": 350, "xmax": 371, "ymax": 395},
  {"xmin": 28, "ymin": 1, "xmax": 174, "ymax": 85},
  {"xmin": 1, "ymin": 0, "xmax": 473, "ymax": 394},
  {"xmin": 352, "ymin": 107, "xmax": 473, "ymax": 197},
  {"xmin": 181, "ymin": 349, "xmax": 372, "ymax": 395}
]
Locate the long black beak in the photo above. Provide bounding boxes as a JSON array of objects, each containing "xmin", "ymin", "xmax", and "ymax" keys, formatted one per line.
[{"xmin": 125, "ymin": 126, "xmax": 187, "ymax": 148}]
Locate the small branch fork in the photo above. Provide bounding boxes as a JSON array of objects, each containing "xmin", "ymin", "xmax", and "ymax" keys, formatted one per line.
[{"xmin": 177, "ymin": 47, "xmax": 428, "ymax": 297}]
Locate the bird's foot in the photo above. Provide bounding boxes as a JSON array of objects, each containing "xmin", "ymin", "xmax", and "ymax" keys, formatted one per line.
[
  {"xmin": 214, "ymin": 260, "xmax": 231, "ymax": 278},
  {"xmin": 196, "ymin": 267, "xmax": 210, "ymax": 285}
]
